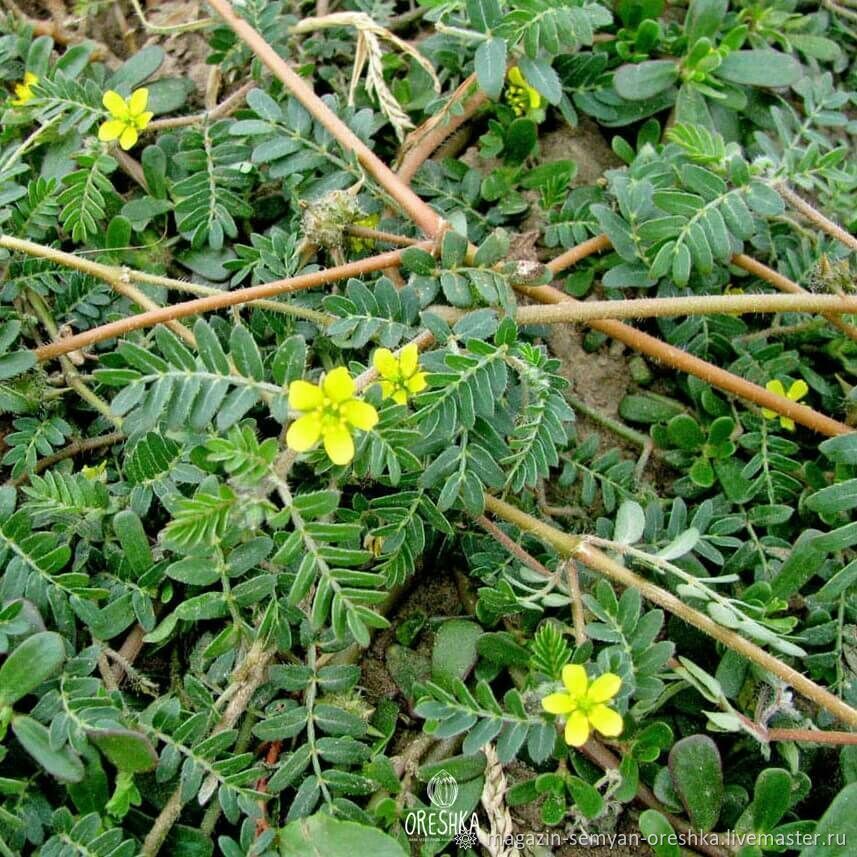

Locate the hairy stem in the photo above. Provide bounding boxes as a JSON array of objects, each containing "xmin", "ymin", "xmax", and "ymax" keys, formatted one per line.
[
  {"xmin": 344, "ymin": 225, "xmax": 421, "ymax": 246},
  {"xmin": 203, "ymin": 2, "xmax": 852, "ymax": 440},
  {"xmin": 515, "ymin": 280, "xmax": 851, "ymax": 437},
  {"xmin": 11, "ymin": 431, "xmax": 123, "ymax": 486},
  {"xmin": 546, "ymin": 234, "xmax": 612, "ymax": 275},
  {"xmin": 733, "ymin": 253, "xmax": 857, "ymax": 344},
  {"xmin": 141, "ymin": 642, "xmax": 275, "ymax": 856},
  {"xmin": 777, "ymin": 184, "xmax": 857, "ymax": 253},
  {"xmin": 29, "ymin": 245, "xmax": 428, "ymax": 361},
  {"xmin": 764, "ymin": 727, "xmax": 857, "ymax": 745},
  {"xmin": 25, "ymin": 290, "xmax": 120, "ymax": 425},
  {"xmin": 396, "ymin": 73, "xmax": 487, "ymax": 184},
  {"xmin": 483, "ymin": 494, "xmax": 857, "ymax": 728},
  {"xmin": 515, "ymin": 292, "xmax": 857, "ymax": 323},
  {"xmin": 147, "ymin": 82, "xmax": 255, "ymax": 131},
  {"xmin": 206, "ymin": 0, "xmax": 445, "ymax": 238}
]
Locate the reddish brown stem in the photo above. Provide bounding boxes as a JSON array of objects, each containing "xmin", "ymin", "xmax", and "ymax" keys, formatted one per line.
[
  {"xmin": 10, "ymin": 431, "xmax": 123, "ymax": 486},
  {"xmin": 733, "ymin": 252, "xmax": 857, "ymax": 344},
  {"xmin": 474, "ymin": 514, "xmax": 554, "ymax": 578},
  {"xmin": 546, "ymin": 233, "xmax": 612, "ymax": 275},
  {"xmin": 344, "ymin": 225, "xmax": 420, "ymax": 246},
  {"xmin": 34, "ymin": 245, "xmax": 429, "ymax": 362},
  {"xmin": 147, "ymin": 82, "xmax": 256, "ymax": 132},
  {"xmin": 112, "ymin": 623, "xmax": 145, "ymax": 684},
  {"xmin": 206, "ymin": 0, "xmax": 444, "ymax": 238},
  {"xmin": 777, "ymin": 184, "xmax": 857, "ymax": 253},
  {"xmin": 396, "ymin": 73, "xmax": 487, "ymax": 184},
  {"xmin": 254, "ymin": 740, "xmax": 282, "ymax": 836},
  {"xmin": 484, "ymin": 494, "xmax": 857, "ymax": 729},
  {"xmin": 764, "ymin": 727, "xmax": 857, "ymax": 745},
  {"xmin": 205, "ymin": 0, "xmax": 850, "ymax": 440},
  {"xmin": 516, "ymin": 280, "xmax": 850, "ymax": 437}
]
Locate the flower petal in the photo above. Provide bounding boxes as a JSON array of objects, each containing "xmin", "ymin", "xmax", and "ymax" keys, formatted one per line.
[
  {"xmin": 399, "ymin": 343, "xmax": 419, "ymax": 377},
  {"xmin": 289, "ymin": 380, "xmax": 323, "ymax": 412},
  {"xmin": 527, "ymin": 86, "xmax": 541, "ymax": 109},
  {"xmin": 12, "ymin": 85, "xmax": 32, "ymax": 106},
  {"xmin": 323, "ymin": 366, "xmax": 355, "ymax": 403},
  {"xmin": 286, "ymin": 414, "xmax": 321, "ymax": 452},
  {"xmin": 588, "ymin": 673, "xmax": 621, "ymax": 703},
  {"xmin": 102, "ymin": 90, "xmax": 128, "ymax": 117},
  {"xmin": 137, "ymin": 111, "xmax": 154, "ymax": 129},
  {"xmin": 561, "ymin": 664, "xmax": 588, "ymax": 698},
  {"xmin": 765, "ymin": 379, "xmax": 786, "ymax": 398},
  {"xmin": 564, "ymin": 710, "xmax": 590, "ymax": 747},
  {"xmin": 780, "ymin": 417, "xmax": 796, "ymax": 432},
  {"xmin": 787, "ymin": 380, "xmax": 808, "ymax": 402},
  {"xmin": 373, "ymin": 348, "xmax": 398, "ymax": 380},
  {"xmin": 323, "ymin": 424, "xmax": 355, "ymax": 465},
  {"xmin": 508, "ymin": 67, "xmax": 525, "ymax": 87},
  {"xmin": 761, "ymin": 407, "xmax": 777, "ymax": 420},
  {"xmin": 406, "ymin": 371, "xmax": 428, "ymax": 394},
  {"xmin": 98, "ymin": 120, "xmax": 125, "ymax": 142},
  {"xmin": 119, "ymin": 126, "xmax": 139, "ymax": 150},
  {"xmin": 393, "ymin": 390, "xmax": 408, "ymax": 405},
  {"xmin": 379, "ymin": 380, "xmax": 396, "ymax": 400},
  {"xmin": 128, "ymin": 88, "xmax": 149, "ymax": 115},
  {"xmin": 541, "ymin": 692, "xmax": 574, "ymax": 715},
  {"xmin": 24, "ymin": 72, "xmax": 39, "ymax": 86},
  {"xmin": 341, "ymin": 399, "xmax": 379, "ymax": 431},
  {"xmin": 589, "ymin": 704, "xmax": 623, "ymax": 738}
]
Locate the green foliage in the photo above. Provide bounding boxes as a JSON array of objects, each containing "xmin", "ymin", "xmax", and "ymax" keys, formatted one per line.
[{"xmin": 0, "ymin": 4, "xmax": 854, "ymax": 855}]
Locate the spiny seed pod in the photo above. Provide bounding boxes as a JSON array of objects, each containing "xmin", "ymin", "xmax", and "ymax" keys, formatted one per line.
[
  {"xmin": 301, "ymin": 190, "xmax": 364, "ymax": 252},
  {"xmin": 502, "ymin": 260, "xmax": 552, "ymax": 287}
]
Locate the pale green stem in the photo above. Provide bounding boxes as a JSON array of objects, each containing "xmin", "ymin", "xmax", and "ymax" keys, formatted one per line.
[
  {"xmin": 25, "ymin": 290, "xmax": 120, "ymax": 426},
  {"xmin": 483, "ymin": 494, "xmax": 857, "ymax": 728}
]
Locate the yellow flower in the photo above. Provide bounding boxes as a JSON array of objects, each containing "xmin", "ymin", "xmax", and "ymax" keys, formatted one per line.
[
  {"xmin": 761, "ymin": 379, "xmax": 808, "ymax": 432},
  {"xmin": 81, "ymin": 461, "xmax": 108, "ymax": 482},
  {"xmin": 98, "ymin": 88, "xmax": 153, "ymax": 151},
  {"xmin": 541, "ymin": 664, "xmax": 623, "ymax": 747},
  {"xmin": 349, "ymin": 213, "xmax": 381, "ymax": 252},
  {"xmin": 372, "ymin": 343, "xmax": 428, "ymax": 405},
  {"xmin": 286, "ymin": 367, "xmax": 379, "ymax": 465},
  {"xmin": 11, "ymin": 72, "xmax": 38, "ymax": 106},
  {"xmin": 505, "ymin": 67, "xmax": 542, "ymax": 117}
]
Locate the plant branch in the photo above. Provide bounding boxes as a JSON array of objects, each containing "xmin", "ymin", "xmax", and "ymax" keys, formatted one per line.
[
  {"xmin": 9, "ymin": 431, "xmax": 123, "ymax": 486},
  {"xmin": 147, "ymin": 82, "xmax": 256, "ymax": 131},
  {"xmin": 514, "ymin": 281, "xmax": 851, "ymax": 437},
  {"xmin": 483, "ymin": 494, "xmax": 857, "ymax": 729},
  {"xmin": 178, "ymin": 5, "xmax": 853, "ymax": 440},
  {"xmin": 206, "ymin": 0, "xmax": 446, "ymax": 238},
  {"xmin": 25, "ymin": 290, "xmax": 120, "ymax": 425},
  {"xmin": 504, "ymin": 293, "xmax": 857, "ymax": 324},
  {"xmin": 141, "ymin": 642, "xmax": 275, "ymax": 856},
  {"xmin": 27, "ymin": 244, "xmax": 428, "ymax": 361},
  {"xmin": 733, "ymin": 252, "xmax": 857, "ymax": 344},
  {"xmin": 344, "ymin": 225, "xmax": 420, "ymax": 246},
  {"xmin": 546, "ymin": 233, "xmax": 612, "ymax": 275},
  {"xmin": 396, "ymin": 73, "xmax": 487, "ymax": 184},
  {"xmin": 777, "ymin": 184, "xmax": 857, "ymax": 253},
  {"xmin": 763, "ymin": 727, "xmax": 857, "ymax": 745},
  {"xmin": 474, "ymin": 514, "xmax": 587, "ymax": 645},
  {"xmin": 128, "ymin": 0, "xmax": 212, "ymax": 33}
]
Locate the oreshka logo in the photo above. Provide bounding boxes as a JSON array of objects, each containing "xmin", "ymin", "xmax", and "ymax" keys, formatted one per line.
[
  {"xmin": 426, "ymin": 770, "xmax": 458, "ymax": 808},
  {"xmin": 404, "ymin": 770, "xmax": 477, "ymax": 844}
]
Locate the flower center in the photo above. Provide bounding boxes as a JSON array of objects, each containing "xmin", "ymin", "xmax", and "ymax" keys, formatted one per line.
[{"xmin": 317, "ymin": 398, "xmax": 345, "ymax": 428}]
